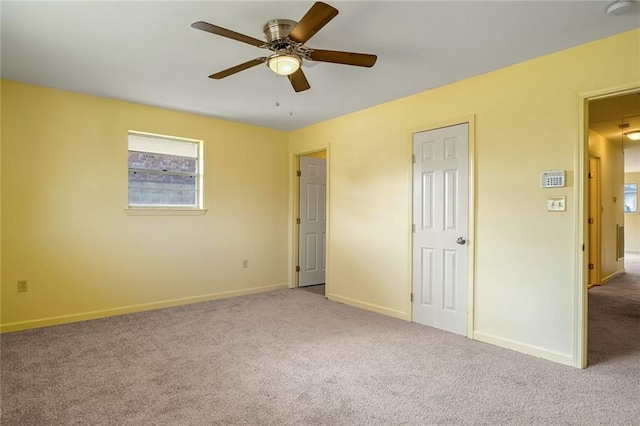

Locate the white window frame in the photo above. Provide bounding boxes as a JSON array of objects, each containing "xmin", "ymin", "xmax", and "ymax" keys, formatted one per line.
[
  {"xmin": 125, "ymin": 131, "xmax": 206, "ymax": 216},
  {"xmin": 624, "ymin": 182, "xmax": 638, "ymax": 213}
]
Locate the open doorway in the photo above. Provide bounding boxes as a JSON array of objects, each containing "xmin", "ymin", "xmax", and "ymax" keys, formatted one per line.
[
  {"xmin": 584, "ymin": 90, "xmax": 640, "ymax": 366},
  {"xmin": 295, "ymin": 150, "xmax": 327, "ymax": 297}
]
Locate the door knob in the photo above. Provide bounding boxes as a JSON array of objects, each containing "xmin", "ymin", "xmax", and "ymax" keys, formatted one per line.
[{"xmin": 456, "ymin": 237, "xmax": 466, "ymax": 245}]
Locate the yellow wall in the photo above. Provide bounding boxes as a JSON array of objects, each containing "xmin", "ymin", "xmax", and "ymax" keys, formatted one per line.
[
  {"xmin": 625, "ymin": 172, "xmax": 640, "ymax": 253},
  {"xmin": 588, "ymin": 130, "xmax": 625, "ymax": 280},
  {"xmin": 290, "ymin": 29, "xmax": 640, "ymax": 365},
  {"xmin": 1, "ymin": 81, "xmax": 289, "ymax": 331}
]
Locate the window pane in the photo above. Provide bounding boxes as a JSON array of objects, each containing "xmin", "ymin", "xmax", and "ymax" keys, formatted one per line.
[
  {"xmin": 127, "ymin": 132, "xmax": 202, "ymax": 209},
  {"xmin": 128, "ymin": 189, "xmax": 197, "ymax": 206},
  {"xmin": 128, "ymin": 171, "xmax": 196, "ymax": 191},
  {"xmin": 129, "ymin": 152, "xmax": 197, "ymax": 174},
  {"xmin": 624, "ymin": 183, "xmax": 638, "ymax": 213}
]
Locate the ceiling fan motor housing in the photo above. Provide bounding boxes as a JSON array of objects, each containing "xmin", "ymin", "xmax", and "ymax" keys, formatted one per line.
[
  {"xmin": 191, "ymin": 1, "xmax": 376, "ymax": 93},
  {"xmin": 263, "ymin": 19, "xmax": 298, "ymax": 48}
]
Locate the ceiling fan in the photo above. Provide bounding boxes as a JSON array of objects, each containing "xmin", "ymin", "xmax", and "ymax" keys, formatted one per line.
[{"xmin": 191, "ymin": 1, "xmax": 377, "ymax": 93}]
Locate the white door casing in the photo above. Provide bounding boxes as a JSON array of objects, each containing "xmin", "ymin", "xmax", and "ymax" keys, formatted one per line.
[
  {"xmin": 412, "ymin": 123, "xmax": 469, "ymax": 336},
  {"xmin": 298, "ymin": 156, "xmax": 327, "ymax": 287},
  {"xmin": 587, "ymin": 156, "xmax": 601, "ymax": 286}
]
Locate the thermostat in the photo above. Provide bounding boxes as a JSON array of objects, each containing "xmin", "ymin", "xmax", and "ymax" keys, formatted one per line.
[{"xmin": 541, "ymin": 170, "xmax": 565, "ymax": 188}]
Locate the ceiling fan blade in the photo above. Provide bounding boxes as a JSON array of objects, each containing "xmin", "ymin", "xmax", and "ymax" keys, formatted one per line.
[
  {"xmin": 308, "ymin": 49, "xmax": 377, "ymax": 67},
  {"xmin": 288, "ymin": 68, "xmax": 311, "ymax": 92},
  {"xmin": 288, "ymin": 2, "xmax": 338, "ymax": 44},
  {"xmin": 209, "ymin": 58, "xmax": 267, "ymax": 79},
  {"xmin": 191, "ymin": 21, "xmax": 265, "ymax": 48}
]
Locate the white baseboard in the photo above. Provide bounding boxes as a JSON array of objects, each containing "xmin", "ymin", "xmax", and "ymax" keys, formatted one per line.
[
  {"xmin": 1, "ymin": 283, "xmax": 289, "ymax": 333},
  {"xmin": 601, "ymin": 269, "xmax": 625, "ymax": 284},
  {"xmin": 328, "ymin": 293, "xmax": 410, "ymax": 321},
  {"xmin": 473, "ymin": 331, "xmax": 574, "ymax": 366}
]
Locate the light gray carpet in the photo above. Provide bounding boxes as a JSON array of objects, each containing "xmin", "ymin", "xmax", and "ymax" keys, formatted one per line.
[
  {"xmin": 588, "ymin": 253, "xmax": 640, "ymax": 366},
  {"xmin": 300, "ymin": 284, "xmax": 325, "ymax": 296},
  {"xmin": 1, "ymin": 258, "xmax": 639, "ymax": 425}
]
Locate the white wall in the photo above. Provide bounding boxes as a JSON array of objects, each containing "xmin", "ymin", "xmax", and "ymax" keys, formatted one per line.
[{"xmin": 625, "ymin": 172, "xmax": 640, "ymax": 253}]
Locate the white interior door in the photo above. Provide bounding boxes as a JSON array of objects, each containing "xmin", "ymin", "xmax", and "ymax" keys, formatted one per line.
[
  {"xmin": 299, "ymin": 156, "xmax": 326, "ymax": 287},
  {"xmin": 412, "ymin": 123, "xmax": 469, "ymax": 336}
]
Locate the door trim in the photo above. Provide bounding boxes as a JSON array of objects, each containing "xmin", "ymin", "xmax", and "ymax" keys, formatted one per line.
[
  {"xmin": 587, "ymin": 153, "xmax": 601, "ymax": 288},
  {"xmin": 290, "ymin": 149, "xmax": 330, "ymax": 291},
  {"xmin": 575, "ymin": 82, "xmax": 640, "ymax": 368},
  {"xmin": 409, "ymin": 115, "xmax": 476, "ymax": 339}
]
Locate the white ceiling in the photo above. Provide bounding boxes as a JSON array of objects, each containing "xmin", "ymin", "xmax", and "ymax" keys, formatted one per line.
[{"xmin": 2, "ymin": 1, "xmax": 640, "ymax": 131}]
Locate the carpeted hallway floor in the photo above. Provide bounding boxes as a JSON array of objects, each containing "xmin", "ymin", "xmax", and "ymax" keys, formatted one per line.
[
  {"xmin": 1, "ymin": 256, "xmax": 639, "ymax": 425},
  {"xmin": 587, "ymin": 252, "xmax": 640, "ymax": 366}
]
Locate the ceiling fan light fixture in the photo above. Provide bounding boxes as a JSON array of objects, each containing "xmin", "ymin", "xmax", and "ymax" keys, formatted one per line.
[
  {"xmin": 624, "ymin": 130, "xmax": 640, "ymax": 141},
  {"xmin": 606, "ymin": 0, "xmax": 636, "ymax": 15},
  {"xmin": 268, "ymin": 53, "xmax": 301, "ymax": 76}
]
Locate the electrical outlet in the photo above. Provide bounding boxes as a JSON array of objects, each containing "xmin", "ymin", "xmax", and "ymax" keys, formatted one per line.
[
  {"xmin": 18, "ymin": 280, "xmax": 28, "ymax": 293},
  {"xmin": 242, "ymin": 259, "xmax": 249, "ymax": 269}
]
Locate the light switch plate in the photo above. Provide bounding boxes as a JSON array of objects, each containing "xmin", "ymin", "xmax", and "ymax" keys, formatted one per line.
[{"xmin": 547, "ymin": 196, "xmax": 566, "ymax": 212}]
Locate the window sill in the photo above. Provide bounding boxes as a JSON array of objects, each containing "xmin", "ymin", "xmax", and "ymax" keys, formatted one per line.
[{"xmin": 124, "ymin": 208, "xmax": 207, "ymax": 216}]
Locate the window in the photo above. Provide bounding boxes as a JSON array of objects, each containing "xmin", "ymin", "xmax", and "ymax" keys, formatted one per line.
[
  {"xmin": 128, "ymin": 132, "xmax": 203, "ymax": 210},
  {"xmin": 624, "ymin": 183, "xmax": 637, "ymax": 213}
]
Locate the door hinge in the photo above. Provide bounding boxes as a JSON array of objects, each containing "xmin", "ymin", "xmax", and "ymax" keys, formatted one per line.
[
  {"xmin": 588, "ymin": 172, "xmax": 594, "ymax": 179},
  {"xmin": 588, "ymin": 218, "xmax": 594, "ymax": 224},
  {"xmin": 588, "ymin": 263, "xmax": 594, "ymax": 270},
  {"xmin": 582, "ymin": 244, "xmax": 585, "ymax": 252},
  {"xmin": 296, "ymin": 266, "xmax": 300, "ymax": 272},
  {"xmin": 296, "ymin": 170, "xmax": 301, "ymax": 177},
  {"xmin": 411, "ymin": 293, "xmax": 414, "ymax": 302},
  {"xmin": 412, "ymin": 224, "xmax": 416, "ymax": 233},
  {"xmin": 296, "ymin": 218, "xmax": 301, "ymax": 225},
  {"xmin": 412, "ymin": 154, "xmax": 416, "ymax": 164}
]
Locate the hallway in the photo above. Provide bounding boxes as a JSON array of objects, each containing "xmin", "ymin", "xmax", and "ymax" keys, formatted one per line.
[{"xmin": 588, "ymin": 252, "xmax": 640, "ymax": 366}]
